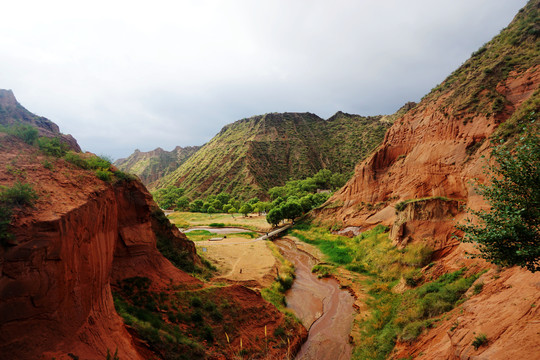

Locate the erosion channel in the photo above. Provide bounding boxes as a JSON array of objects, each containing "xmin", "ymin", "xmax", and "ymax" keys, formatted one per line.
[{"xmin": 275, "ymin": 238, "xmax": 355, "ymax": 360}]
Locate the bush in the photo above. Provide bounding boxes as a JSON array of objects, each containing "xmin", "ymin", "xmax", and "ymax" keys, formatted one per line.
[
  {"xmin": 190, "ymin": 296, "xmax": 202, "ymax": 308},
  {"xmin": 472, "ymin": 333, "xmax": 488, "ymax": 350},
  {"xmin": 37, "ymin": 137, "xmax": 69, "ymax": 157},
  {"xmin": 400, "ymin": 321, "xmax": 425, "ymax": 342},
  {"xmin": 95, "ymin": 169, "xmax": 112, "ymax": 182},
  {"xmin": 209, "ymin": 223, "xmax": 225, "ymax": 228},
  {"xmin": 404, "ymin": 268, "xmax": 423, "ymax": 287},
  {"xmin": 0, "ymin": 181, "xmax": 38, "ymax": 207},
  {"xmin": 3, "ymin": 124, "xmax": 39, "ymax": 144},
  {"xmin": 63, "ymin": 152, "xmax": 88, "ymax": 168},
  {"xmin": 402, "ymin": 243, "xmax": 433, "ymax": 267}
]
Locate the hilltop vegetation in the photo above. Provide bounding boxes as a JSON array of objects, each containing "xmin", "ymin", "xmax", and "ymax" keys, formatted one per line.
[{"xmin": 152, "ymin": 111, "xmax": 392, "ymax": 200}]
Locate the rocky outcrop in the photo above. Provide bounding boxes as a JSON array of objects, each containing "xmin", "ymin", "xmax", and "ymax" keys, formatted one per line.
[
  {"xmin": 0, "ymin": 134, "xmax": 199, "ymax": 360},
  {"xmin": 0, "ymin": 89, "xmax": 81, "ymax": 152}
]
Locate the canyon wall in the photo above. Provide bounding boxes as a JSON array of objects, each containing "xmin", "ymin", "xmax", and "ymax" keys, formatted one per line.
[{"xmin": 0, "ymin": 133, "xmax": 199, "ymax": 360}]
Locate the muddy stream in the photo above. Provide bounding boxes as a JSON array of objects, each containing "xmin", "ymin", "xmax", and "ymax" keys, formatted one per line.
[{"xmin": 275, "ymin": 238, "xmax": 355, "ymax": 360}]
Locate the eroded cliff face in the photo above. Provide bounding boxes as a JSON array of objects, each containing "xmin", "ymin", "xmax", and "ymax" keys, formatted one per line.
[
  {"xmin": 314, "ymin": 2, "xmax": 540, "ymax": 358},
  {"xmin": 0, "ymin": 134, "xmax": 199, "ymax": 360}
]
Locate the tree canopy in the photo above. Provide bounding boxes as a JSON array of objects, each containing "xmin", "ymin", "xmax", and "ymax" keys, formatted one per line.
[{"xmin": 458, "ymin": 127, "xmax": 540, "ymax": 272}]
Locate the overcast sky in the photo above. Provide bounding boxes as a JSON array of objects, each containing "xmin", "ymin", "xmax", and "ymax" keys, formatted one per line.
[{"xmin": 0, "ymin": 0, "xmax": 528, "ymax": 159}]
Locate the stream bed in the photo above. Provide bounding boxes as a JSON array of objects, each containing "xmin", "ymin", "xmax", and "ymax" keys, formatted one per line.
[{"xmin": 275, "ymin": 238, "xmax": 355, "ymax": 360}]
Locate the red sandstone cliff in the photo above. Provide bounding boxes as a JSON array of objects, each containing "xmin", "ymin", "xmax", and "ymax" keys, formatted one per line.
[
  {"xmin": 0, "ymin": 133, "xmax": 199, "ymax": 359},
  {"xmin": 315, "ymin": 1, "xmax": 540, "ymax": 358}
]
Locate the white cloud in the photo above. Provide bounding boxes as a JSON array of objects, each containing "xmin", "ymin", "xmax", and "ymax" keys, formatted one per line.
[{"xmin": 0, "ymin": 0, "xmax": 528, "ymax": 158}]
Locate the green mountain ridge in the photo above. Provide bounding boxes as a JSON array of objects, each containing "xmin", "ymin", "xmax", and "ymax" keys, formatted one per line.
[
  {"xmin": 114, "ymin": 145, "xmax": 201, "ymax": 186},
  {"xmin": 152, "ymin": 109, "xmax": 403, "ymax": 200}
]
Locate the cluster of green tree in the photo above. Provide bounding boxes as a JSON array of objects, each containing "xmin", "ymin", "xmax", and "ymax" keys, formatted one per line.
[
  {"xmin": 267, "ymin": 169, "xmax": 347, "ymax": 199},
  {"xmin": 153, "ymin": 169, "xmax": 345, "ymax": 225}
]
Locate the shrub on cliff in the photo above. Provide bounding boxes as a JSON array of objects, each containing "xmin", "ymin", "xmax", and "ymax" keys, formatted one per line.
[
  {"xmin": 458, "ymin": 124, "xmax": 539, "ymax": 272},
  {"xmin": 1, "ymin": 124, "xmax": 39, "ymax": 144},
  {"xmin": 0, "ymin": 182, "xmax": 38, "ymax": 246}
]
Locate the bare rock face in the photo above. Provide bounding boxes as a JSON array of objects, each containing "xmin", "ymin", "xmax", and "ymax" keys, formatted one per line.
[
  {"xmin": 0, "ymin": 135, "xmax": 199, "ymax": 360},
  {"xmin": 0, "ymin": 89, "xmax": 81, "ymax": 152}
]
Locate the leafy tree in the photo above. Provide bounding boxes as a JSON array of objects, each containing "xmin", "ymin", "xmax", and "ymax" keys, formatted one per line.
[
  {"xmin": 300, "ymin": 195, "xmax": 313, "ymax": 212},
  {"xmin": 312, "ymin": 192, "xmax": 331, "ymax": 208},
  {"xmin": 330, "ymin": 172, "xmax": 348, "ymax": 189},
  {"xmin": 458, "ymin": 129, "xmax": 540, "ymax": 272},
  {"xmin": 216, "ymin": 192, "xmax": 230, "ymax": 204},
  {"xmin": 280, "ymin": 201, "xmax": 303, "ymax": 222},
  {"xmin": 175, "ymin": 196, "xmax": 190, "ymax": 211},
  {"xmin": 153, "ymin": 186, "xmax": 185, "ymax": 209},
  {"xmin": 266, "ymin": 207, "xmax": 283, "ymax": 227},
  {"xmin": 228, "ymin": 207, "xmax": 237, "ymax": 217},
  {"xmin": 247, "ymin": 197, "xmax": 260, "ymax": 205},
  {"xmin": 189, "ymin": 199, "xmax": 204, "ymax": 212},
  {"xmin": 239, "ymin": 203, "xmax": 253, "ymax": 217},
  {"xmin": 313, "ymin": 169, "xmax": 332, "ymax": 189},
  {"xmin": 206, "ymin": 205, "xmax": 217, "ymax": 214},
  {"xmin": 271, "ymin": 196, "xmax": 285, "ymax": 208},
  {"xmin": 210, "ymin": 199, "xmax": 223, "ymax": 212}
]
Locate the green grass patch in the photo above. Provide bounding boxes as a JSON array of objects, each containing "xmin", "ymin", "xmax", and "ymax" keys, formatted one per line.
[
  {"xmin": 261, "ymin": 241, "xmax": 296, "ymax": 310},
  {"xmin": 291, "ymin": 222, "xmax": 481, "ymax": 359}
]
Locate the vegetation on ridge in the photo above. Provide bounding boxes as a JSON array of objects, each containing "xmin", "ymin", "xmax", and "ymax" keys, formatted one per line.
[{"xmin": 152, "ymin": 112, "xmax": 391, "ymax": 200}]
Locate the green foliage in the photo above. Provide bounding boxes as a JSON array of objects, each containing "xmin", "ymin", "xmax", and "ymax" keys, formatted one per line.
[
  {"xmin": 458, "ymin": 127, "xmax": 540, "ymax": 272},
  {"xmin": 2, "ymin": 124, "xmax": 39, "ymax": 144},
  {"xmin": 266, "ymin": 207, "xmax": 283, "ymax": 226},
  {"xmin": 37, "ymin": 137, "xmax": 69, "ymax": 157},
  {"xmin": 293, "ymin": 223, "xmax": 480, "ymax": 359},
  {"xmin": 189, "ymin": 199, "xmax": 204, "ymax": 212},
  {"xmin": 261, "ymin": 242, "xmax": 296, "ymax": 310},
  {"xmin": 154, "ymin": 111, "xmax": 388, "ymax": 202},
  {"xmin": 156, "ymin": 234, "xmax": 196, "ymax": 273},
  {"xmin": 472, "ymin": 333, "xmax": 488, "ymax": 350},
  {"xmin": 153, "ymin": 186, "xmax": 186, "ymax": 209},
  {"xmin": 279, "ymin": 200, "xmax": 303, "ymax": 222},
  {"xmin": 239, "ymin": 203, "xmax": 253, "ymax": 216},
  {"xmin": 0, "ymin": 181, "xmax": 38, "ymax": 207},
  {"xmin": 95, "ymin": 169, "xmax": 112, "ymax": 182}
]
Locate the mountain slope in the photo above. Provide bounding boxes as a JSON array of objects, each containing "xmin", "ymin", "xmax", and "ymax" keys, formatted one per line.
[
  {"xmin": 315, "ymin": 1, "xmax": 540, "ymax": 358},
  {"xmin": 114, "ymin": 145, "xmax": 200, "ymax": 186},
  {"xmin": 0, "ymin": 89, "xmax": 80, "ymax": 151},
  {"xmin": 154, "ymin": 111, "xmax": 393, "ymax": 199}
]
